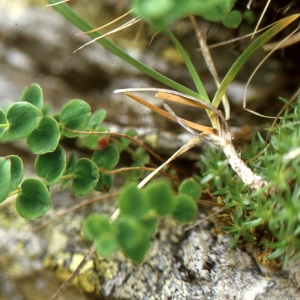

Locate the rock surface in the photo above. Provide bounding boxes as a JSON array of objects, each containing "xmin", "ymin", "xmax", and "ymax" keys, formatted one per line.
[{"xmin": 1, "ymin": 1, "xmax": 300, "ymax": 300}]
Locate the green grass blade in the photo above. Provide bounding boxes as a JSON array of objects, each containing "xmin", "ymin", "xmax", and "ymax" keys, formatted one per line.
[
  {"xmin": 163, "ymin": 28, "xmax": 209, "ymax": 102},
  {"xmin": 211, "ymin": 14, "xmax": 300, "ymax": 110},
  {"xmin": 47, "ymin": 0, "xmax": 203, "ymax": 99}
]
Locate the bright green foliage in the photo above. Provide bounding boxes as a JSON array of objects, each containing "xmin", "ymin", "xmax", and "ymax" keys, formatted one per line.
[
  {"xmin": 92, "ymin": 144, "xmax": 120, "ymax": 170},
  {"xmin": 83, "ymin": 214, "xmax": 118, "ymax": 257},
  {"xmin": 143, "ymin": 180, "xmax": 174, "ymax": 216},
  {"xmin": 178, "ymin": 178, "xmax": 202, "ymax": 201},
  {"xmin": 20, "ymin": 83, "xmax": 43, "ymax": 110},
  {"xmin": 88, "ymin": 109, "xmax": 106, "ymax": 128},
  {"xmin": 131, "ymin": 0, "xmax": 240, "ymax": 28},
  {"xmin": 121, "ymin": 129, "xmax": 138, "ymax": 148},
  {"xmin": 61, "ymin": 152, "xmax": 76, "ymax": 189},
  {"xmin": 72, "ymin": 158, "xmax": 99, "ymax": 196},
  {"xmin": 0, "ymin": 157, "xmax": 12, "ymax": 203},
  {"xmin": 118, "ymin": 182, "xmax": 148, "ymax": 219},
  {"xmin": 83, "ymin": 125, "xmax": 109, "ymax": 150},
  {"xmin": 6, "ymin": 102, "xmax": 43, "ymax": 139},
  {"xmin": 27, "ymin": 116, "xmax": 60, "ymax": 154},
  {"xmin": 222, "ymin": 10, "xmax": 242, "ymax": 28},
  {"xmin": 0, "ymin": 109, "xmax": 7, "ymax": 137},
  {"xmin": 35, "ymin": 145, "xmax": 66, "ymax": 185},
  {"xmin": 60, "ymin": 99, "xmax": 91, "ymax": 138},
  {"xmin": 15, "ymin": 178, "xmax": 51, "ymax": 220},
  {"xmin": 172, "ymin": 194, "xmax": 198, "ymax": 223},
  {"xmin": 94, "ymin": 173, "xmax": 113, "ymax": 192},
  {"xmin": 0, "ymin": 156, "xmax": 24, "ymax": 203},
  {"xmin": 114, "ymin": 216, "xmax": 150, "ymax": 264},
  {"xmin": 8, "ymin": 155, "xmax": 24, "ymax": 193}
]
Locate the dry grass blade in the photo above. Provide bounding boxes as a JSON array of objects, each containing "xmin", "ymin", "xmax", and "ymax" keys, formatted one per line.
[
  {"xmin": 252, "ymin": 0, "xmax": 272, "ymax": 38},
  {"xmin": 123, "ymin": 91, "xmax": 215, "ymax": 134},
  {"xmin": 263, "ymin": 30, "xmax": 300, "ymax": 51},
  {"xmin": 189, "ymin": 14, "xmax": 230, "ymax": 120},
  {"xmin": 46, "ymin": 0, "xmax": 69, "ymax": 7},
  {"xmin": 76, "ymin": 9, "xmax": 134, "ymax": 35},
  {"xmin": 74, "ymin": 17, "xmax": 141, "ymax": 53}
]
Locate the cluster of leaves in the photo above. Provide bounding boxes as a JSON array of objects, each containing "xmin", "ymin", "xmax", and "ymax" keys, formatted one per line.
[
  {"xmin": 131, "ymin": 0, "xmax": 242, "ymax": 28},
  {"xmin": 198, "ymin": 95, "xmax": 300, "ymax": 264},
  {"xmin": 84, "ymin": 177, "xmax": 201, "ymax": 263},
  {"xmin": 0, "ymin": 83, "xmax": 202, "ymax": 263}
]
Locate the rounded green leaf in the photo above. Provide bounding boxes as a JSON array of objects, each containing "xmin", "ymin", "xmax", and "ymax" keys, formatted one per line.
[
  {"xmin": 60, "ymin": 99, "xmax": 91, "ymax": 138},
  {"xmin": 61, "ymin": 152, "xmax": 76, "ymax": 189},
  {"xmin": 172, "ymin": 194, "xmax": 198, "ymax": 223},
  {"xmin": 6, "ymin": 102, "xmax": 42, "ymax": 139},
  {"xmin": 27, "ymin": 116, "xmax": 60, "ymax": 154},
  {"xmin": 178, "ymin": 178, "xmax": 202, "ymax": 201},
  {"xmin": 83, "ymin": 214, "xmax": 113, "ymax": 241},
  {"xmin": 222, "ymin": 10, "xmax": 242, "ymax": 29},
  {"xmin": 15, "ymin": 178, "xmax": 51, "ymax": 220},
  {"xmin": 95, "ymin": 237, "xmax": 118, "ymax": 258},
  {"xmin": 121, "ymin": 128, "xmax": 138, "ymax": 147},
  {"xmin": 72, "ymin": 158, "xmax": 99, "ymax": 196},
  {"xmin": 8, "ymin": 155, "xmax": 23, "ymax": 193},
  {"xmin": 114, "ymin": 216, "xmax": 150, "ymax": 264},
  {"xmin": 83, "ymin": 125, "xmax": 109, "ymax": 150},
  {"xmin": 20, "ymin": 83, "xmax": 43, "ymax": 110},
  {"xmin": 88, "ymin": 109, "xmax": 106, "ymax": 128},
  {"xmin": 0, "ymin": 109, "xmax": 7, "ymax": 137},
  {"xmin": 118, "ymin": 182, "xmax": 147, "ymax": 219},
  {"xmin": 94, "ymin": 173, "xmax": 113, "ymax": 192},
  {"xmin": 140, "ymin": 218, "xmax": 157, "ymax": 237},
  {"xmin": 92, "ymin": 144, "xmax": 120, "ymax": 170},
  {"xmin": 0, "ymin": 157, "xmax": 11, "ymax": 203},
  {"xmin": 143, "ymin": 180, "xmax": 174, "ymax": 216},
  {"xmin": 35, "ymin": 145, "xmax": 66, "ymax": 185}
]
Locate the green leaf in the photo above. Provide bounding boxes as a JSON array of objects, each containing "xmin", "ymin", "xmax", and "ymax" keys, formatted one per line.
[
  {"xmin": 118, "ymin": 182, "xmax": 148, "ymax": 219},
  {"xmin": 94, "ymin": 173, "xmax": 113, "ymax": 192},
  {"xmin": 6, "ymin": 102, "xmax": 42, "ymax": 139},
  {"xmin": 0, "ymin": 109, "xmax": 7, "ymax": 137},
  {"xmin": 8, "ymin": 155, "xmax": 23, "ymax": 193},
  {"xmin": 0, "ymin": 157, "xmax": 12, "ymax": 203},
  {"xmin": 35, "ymin": 145, "xmax": 66, "ymax": 185},
  {"xmin": 115, "ymin": 216, "xmax": 150, "ymax": 264},
  {"xmin": 60, "ymin": 99, "xmax": 91, "ymax": 138},
  {"xmin": 143, "ymin": 180, "xmax": 174, "ymax": 216},
  {"xmin": 222, "ymin": 10, "xmax": 242, "ymax": 29},
  {"xmin": 27, "ymin": 116, "xmax": 60, "ymax": 154},
  {"xmin": 140, "ymin": 218, "xmax": 157, "ymax": 237},
  {"xmin": 92, "ymin": 144, "xmax": 120, "ymax": 170},
  {"xmin": 83, "ymin": 213, "xmax": 118, "ymax": 257},
  {"xmin": 61, "ymin": 152, "xmax": 76, "ymax": 189},
  {"xmin": 88, "ymin": 109, "xmax": 106, "ymax": 128},
  {"xmin": 121, "ymin": 129, "xmax": 138, "ymax": 147},
  {"xmin": 20, "ymin": 83, "xmax": 43, "ymax": 110},
  {"xmin": 172, "ymin": 194, "xmax": 198, "ymax": 223},
  {"xmin": 72, "ymin": 158, "xmax": 99, "ymax": 196},
  {"xmin": 178, "ymin": 178, "xmax": 202, "ymax": 201},
  {"xmin": 15, "ymin": 178, "xmax": 51, "ymax": 220},
  {"xmin": 83, "ymin": 125, "xmax": 109, "ymax": 150}
]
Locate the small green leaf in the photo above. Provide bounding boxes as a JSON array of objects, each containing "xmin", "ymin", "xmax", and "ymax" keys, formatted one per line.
[
  {"xmin": 35, "ymin": 145, "xmax": 66, "ymax": 185},
  {"xmin": 118, "ymin": 182, "xmax": 148, "ymax": 219},
  {"xmin": 172, "ymin": 194, "xmax": 198, "ymax": 223},
  {"xmin": 8, "ymin": 155, "xmax": 23, "ymax": 193},
  {"xmin": 88, "ymin": 109, "xmax": 106, "ymax": 128},
  {"xmin": 0, "ymin": 157, "xmax": 11, "ymax": 203},
  {"xmin": 121, "ymin": 128, "xmax": 138, "ymax": 147},
  {"xmin": 92, "ymin": 144, "xmax": 120, "ymax": 170},
  {"xmin": 94, "ymin": 173, "xmax": 113, "ymax": 192},
  {"xmin": 115, "ymin": 216, "xmax": 150, "ymax": 264},
  {"xmin": 83, "ymin": 125, "xmax": 109, "ymax": 150},
  {"xmin": 178, "ymin": 178, "xmax": 202, "ymax": 201},
  {"xmin": 15, "ymin": 178, "xmax": 51, "ymax": 220},
  {"xmin": 20, "ymin": 83, "xmax": 43, "ymax": 110},
  {"xmin": 7, "ymin": 102, "xmax": 42, "ymax": 139},
  {"xmin": 61, "ymin": 152, "xmax": 76, "ymax": 189},
  {"xmin": 143, "ymin": 180, "xmax": 174, "ymax": 216},
  {"xmin": 72, "ymin": 158, "xmax": 99, "ymax": 196},
  {"xmin": 27, "ymin": 116, "xmax": 60, "ymax": 154},
  {"xmin": 83, "ymin": 214, "xmax": 113, "ymax": 241},
  {"xmin": 83, "ymin": 214, "xmax": 118, "ymax": 257},
  {"xmin": 140, "ymin": 218, "xmax": 157, "ymax": 237},
  {"xmin": 0, "ymin": 109, "xmax": 7, "ymax": 137},
  {"xmin": 60, "ymin": 99, "xmax": 91, "ymax": 138},
  {"xmin": 222, "ymin": 10, "xmax": 242, "ymax": 29}
]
